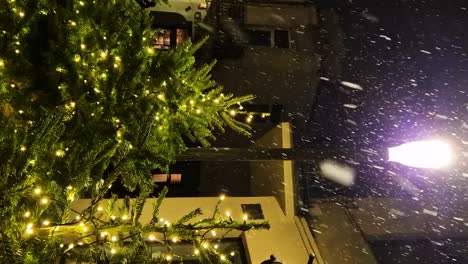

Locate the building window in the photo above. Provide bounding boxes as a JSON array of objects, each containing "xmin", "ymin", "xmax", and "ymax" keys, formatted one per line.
[
  {"xmin": 152, "ymin": 173, "xmax": 182, "ymax": 184},
  {"xmin": 147, "ymin": 239, "xmax": 247, "ymax": 263},
  {"xmin": 153, "ymin": 28, "xmax": 189, "ymax": 50},
  {"xmin": 241, "ymin": 204, "xmax": 265, "ymax": 219},
  {"xmin": 65, "ymin": 239, "xmax": 247, "ymax": 264},
  {"xmin": 244, "ymin": 28, "xmax": 290, "ymax": 48}
]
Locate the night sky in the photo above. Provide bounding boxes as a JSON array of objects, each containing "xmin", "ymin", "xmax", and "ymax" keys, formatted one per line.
[{"xmin": 307, "ymin": 0, "xmax": 467, "ymax": 199}]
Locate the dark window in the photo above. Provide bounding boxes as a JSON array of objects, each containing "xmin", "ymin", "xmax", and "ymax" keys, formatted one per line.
[
  {"xmin": 245, "ymin": 29, "xmax": 272, "ymax": 47},
  {"xmin": 274, "ymin": 30, "xmax": 289, "ymax": 48},
  {"xmin": 241, "ymin": 204, "xmax": 265, "ymax": 219},
  {"xmin": 244, "ymin": 28, "xmax": 290, "ymax": 48}
]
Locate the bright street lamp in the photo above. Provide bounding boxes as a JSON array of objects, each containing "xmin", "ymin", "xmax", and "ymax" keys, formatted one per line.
[
  {"xmin": 387, "ymin": 140, "xmax": 454, "ymax": 169},
  {"xmin": 178, "ymin": 139, "xmax": 455, "ymax": 170}
]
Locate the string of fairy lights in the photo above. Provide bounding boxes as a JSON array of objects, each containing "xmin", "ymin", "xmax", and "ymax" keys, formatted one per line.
[{"xmin": 23, "ymin": 187, "xmax": 253, "ymax": 262}]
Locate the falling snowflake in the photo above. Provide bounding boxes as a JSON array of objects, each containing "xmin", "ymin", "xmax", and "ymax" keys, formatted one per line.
[{"xmin": 341, "ymin": 81, "xmax": 363, "ymax": 90}]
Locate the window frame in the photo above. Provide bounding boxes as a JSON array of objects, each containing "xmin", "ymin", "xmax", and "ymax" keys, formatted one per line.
[{"xmin": 243, "ymin": 26, "xmax": 291, "ymax": 48}]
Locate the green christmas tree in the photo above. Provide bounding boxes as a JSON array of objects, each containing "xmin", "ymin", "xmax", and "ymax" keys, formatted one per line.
[{"xmin": 0, "ymin": 0, "xmax": 268, "ymax": 263}]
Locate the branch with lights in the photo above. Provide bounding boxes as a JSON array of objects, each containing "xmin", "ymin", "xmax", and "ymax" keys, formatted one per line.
[
  {"xmin": 22, "ymin": 186, "xmax": 269, "ymax": 263},
  {"xmin": 227, "ymin": 102, "xmax": 272, "ymax": 124}
]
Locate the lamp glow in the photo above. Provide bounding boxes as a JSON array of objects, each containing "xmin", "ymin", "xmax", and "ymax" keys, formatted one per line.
[{"xmin": 388, "ymin": 140, "xmax": 454, "ymax": 169}]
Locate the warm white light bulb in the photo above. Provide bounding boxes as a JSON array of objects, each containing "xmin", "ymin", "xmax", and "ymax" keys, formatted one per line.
[
  {"xmin": 40, "ymin": 198, "xmax": 48, "ymax": 204},
  {"xmin": 219, "ymin": 194, "xmax": 225, "ymax": 201},
  {"xmin": 55, "ymin": 149, "xmax": 65, "ymax": 157},
  {"xmin": 148, "ymin": 235, "xmax": 155, "ymax": 241}
]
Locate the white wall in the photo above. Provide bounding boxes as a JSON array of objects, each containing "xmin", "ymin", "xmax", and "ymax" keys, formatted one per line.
[
  {"xmin": 250, "ymin": 122, "xmax": 295, "ymax": 218},
  {"xmin": 73, "ymin": 196, "xmax": 309, "ymax": 263}
]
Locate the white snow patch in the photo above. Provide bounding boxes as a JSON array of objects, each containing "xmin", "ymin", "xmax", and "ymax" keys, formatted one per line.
[
  {"xmin": 420, "ymin": 50, "xmax": 432, "ymax": 54},
  {"xmin": 379, "ymin": 35, "xmax": 392, "ymax": 41},
  {"xmin": 341, "ymin": 81, "xmax": 363, "ymax": 91},
  {"xmin": 319, "ymin": 160, "xmax": 355, "ymax": 186},
  {"xmin": 423, "ymin": 209, "xmax": 438, "ymax": 216},
  {"xmin": 344, "ymin": 104, "xmax": 358, "ymax": 109},
  {"xmin": 453, "ymin": 217, "xmax": 464, "ymax": 222},
  {"xmin": 462, "ymin": 172, "xmax": 468, "ymax": 178}
]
